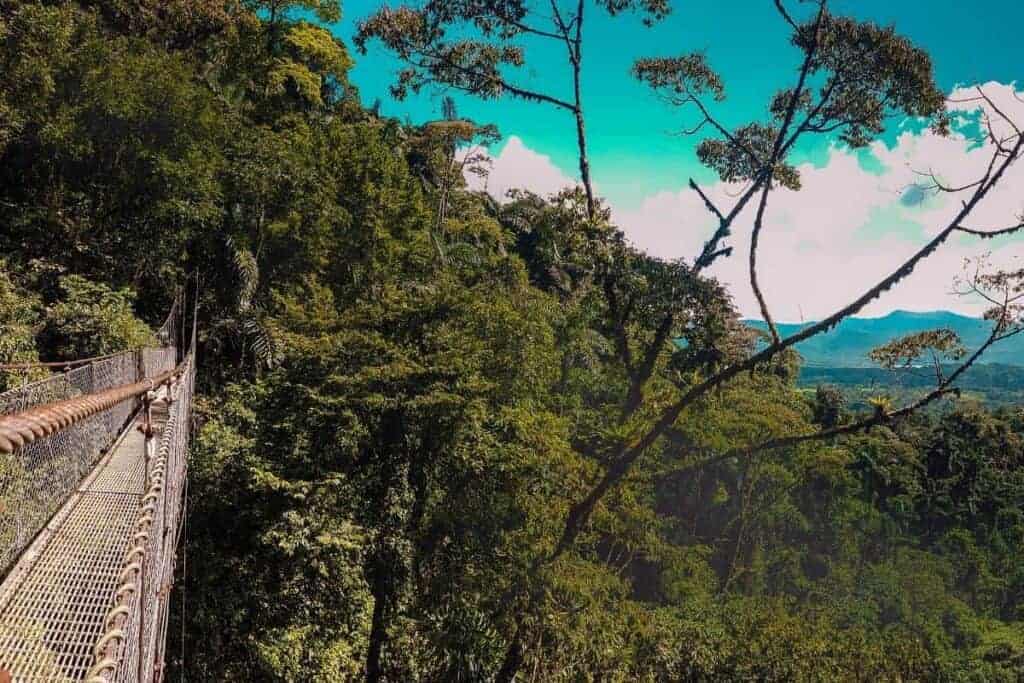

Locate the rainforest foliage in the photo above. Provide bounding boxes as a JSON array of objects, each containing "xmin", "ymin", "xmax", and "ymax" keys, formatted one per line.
[{"xmin": 1, "ymin": 0, "xmax": 1024, "ymax": 681}]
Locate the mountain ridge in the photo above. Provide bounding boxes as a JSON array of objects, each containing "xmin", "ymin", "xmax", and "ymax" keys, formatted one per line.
[{"xmin": 744, "ymin": 310, "xmax": 1024, "ymax": 368}]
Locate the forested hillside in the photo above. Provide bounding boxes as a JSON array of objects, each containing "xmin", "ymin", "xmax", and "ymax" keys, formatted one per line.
[
  {"xmin": 800, "ymin": 364, "xmax": 1024, "ymax": 409},
  {"xmin": 1, "ymin": 0, "xmax": 1024, "ymax": 681},
  {"xmin": 749, "ymin": 311, "xmax": 1024, "ymax": 368}
]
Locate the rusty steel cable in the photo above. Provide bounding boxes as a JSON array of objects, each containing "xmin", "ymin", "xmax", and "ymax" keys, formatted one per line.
[
  {"xmin": 0, "ymin": 367, "xmax": 180, "ymax": 456},
  {"xmin": 0, "ymin": 294, "xmax": 183, "ymax": 581},
  {"xmin": 0, "ymin": 352, "xmax": 158, "ymax": 577}
]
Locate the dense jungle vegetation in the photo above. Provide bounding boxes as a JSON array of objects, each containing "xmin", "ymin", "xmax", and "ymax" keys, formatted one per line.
[
  {"xmin": 799, "ymin": 364, "xmax": 1024, "ymax": 411},
  {"xmin": 1, "ymin": 0, "xmax": 1023, "ymax": 680}
]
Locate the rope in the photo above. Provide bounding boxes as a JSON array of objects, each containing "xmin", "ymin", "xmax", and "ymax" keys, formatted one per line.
[
  {"xmin": 83, "ymin": 284, "xmax": 198, "ymax": 682},
  {"xmin": 179, "ymin": 470, "xmax": 189, "ymax": 682}
]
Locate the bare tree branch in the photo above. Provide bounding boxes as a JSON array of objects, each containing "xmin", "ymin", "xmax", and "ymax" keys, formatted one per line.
[
  {"xmin": 954, "ymin": 222, "xmax": 1024, "ymax": 238},
  {"xmin": 689, "ymin": 178, "xmax": 724, "ymax": 222},
  {"xmin": 403, "ymin": 48, "xmax": 577, "ymax": 110},
  {"xmin": 685, "ymin": 93, "xmax": 764, "ymax": 168},
  {"xmin": 622, "ymin": 313, "xmax": 675, "ymax": 419},
  {"xmin": 732, "ymin": 2, "xmax": 826, "ymax": 342},
  {"xmin": 912, "ymin": 167, "xmax": 985, "ymax": 194},
  {"xmin": 692, "ymin": 175, "xmax": 767, "ymax": 273},
  {"xmin": 750, "ymin": 182, "xmax": 780, "ymax": 342},
  {"xmin": 975, "ymin": 85, "xmax": 1022, "ymax": 137},
  {"xmin": 773, "ymin": 0, "xmax": 800, "ymax": 32},
  {"xmin": 549, "ymin": 0, "xmax": 578, "ymax": 62}
]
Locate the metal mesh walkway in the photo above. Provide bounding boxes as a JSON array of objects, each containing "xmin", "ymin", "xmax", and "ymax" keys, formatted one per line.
[
  {"xmin": 0, "ymin": 395, "xmax": 171, "ymax": 681},
  {"xmin": 0, "ymin": 292, "xmax": 195, "ymax": 682}
]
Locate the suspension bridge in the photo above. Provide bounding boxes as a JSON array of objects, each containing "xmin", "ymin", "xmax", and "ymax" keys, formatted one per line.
[{"xmin": 0, "ymin": 294, "xmax": 196, "ymax": 682}]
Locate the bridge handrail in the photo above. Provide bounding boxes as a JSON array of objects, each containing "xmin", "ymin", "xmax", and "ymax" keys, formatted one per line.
[{"xmin": 0, "ymin": 365, "xmax": 181, "ymax": 455}]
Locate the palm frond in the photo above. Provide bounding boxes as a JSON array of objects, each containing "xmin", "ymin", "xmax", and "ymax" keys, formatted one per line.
[{"xmin": 225, "ymin": 235, "xmax": 259, "ymax": 312}]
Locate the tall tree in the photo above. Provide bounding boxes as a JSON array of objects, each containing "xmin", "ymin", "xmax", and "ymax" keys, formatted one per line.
[
  {"xmin": 408, "ymin": 97, "xmax": 501, "ymax": 262},
  {"xmin": 355, "ymin": 0, "xmax": 672, "ymax": 219}
]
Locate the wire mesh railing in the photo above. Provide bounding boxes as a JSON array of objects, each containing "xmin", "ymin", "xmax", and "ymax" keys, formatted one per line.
[
  {"xmin": 0, "ymin": 294, "xmax": 184, "ymax": 578},
  {"xmin": 154, "ymin": 293, "xmax": 181, "ymax": 357},
  {"xmin": 0, "ymin": 349, "xmax": 178, "ymax": 575}
]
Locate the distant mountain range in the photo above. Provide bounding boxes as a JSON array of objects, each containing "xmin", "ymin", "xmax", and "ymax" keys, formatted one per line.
[{"xmin": 745, "ymin": 310, "xmax": 1024, "ymax": 368}]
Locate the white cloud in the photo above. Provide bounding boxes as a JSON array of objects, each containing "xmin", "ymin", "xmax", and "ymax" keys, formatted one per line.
[
  {"xmin": 464, "ymin": 135, "xmax": 578, "ymax": 200},
  {"xmin": 468, "ymin": 84, "xmax": 1024, "ymax": 321}
]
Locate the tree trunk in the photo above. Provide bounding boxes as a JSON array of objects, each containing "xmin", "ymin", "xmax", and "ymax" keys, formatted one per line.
[
  {"xmin": 572, "ymin": 0, "xmax": 596, "ymax": 220},
  {"xmin": 365, "ymin": 568, "xmax": 389, "ymax": 683},
  {"xmin": 495, "ymin": 621, "xmax": 525, "ymax": 683},
  {"xmin": 365, "ymin": 412, "xmax": 406, "ymax": 683},
  {"xmin": 574, "ymin": 106, "xmax": 595, "ymax": 220}
]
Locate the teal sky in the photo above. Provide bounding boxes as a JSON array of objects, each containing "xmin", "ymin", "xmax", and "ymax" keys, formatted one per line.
[
  {"xmin": 323, "ymin": 2, "xmax": 1022, "ymax": 320},
  {"xmin": 334, "ymin": 0, "xmax": 1023, "ymax": 211}
]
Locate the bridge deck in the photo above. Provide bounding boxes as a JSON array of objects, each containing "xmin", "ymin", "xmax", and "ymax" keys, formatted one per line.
[{"xmin": 0, "ymin": 397, "xmax": 169, "ymax": 682}]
